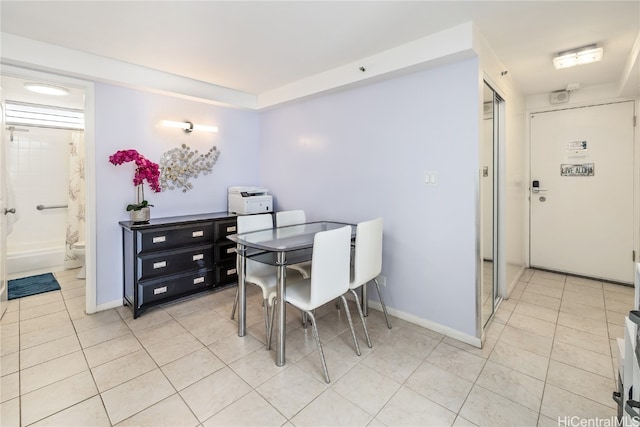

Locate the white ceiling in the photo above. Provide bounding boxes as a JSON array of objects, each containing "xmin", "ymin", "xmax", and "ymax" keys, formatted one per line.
[{"xmin": 1, "ymin": 1, "xmax": 638, "ymax": 97}]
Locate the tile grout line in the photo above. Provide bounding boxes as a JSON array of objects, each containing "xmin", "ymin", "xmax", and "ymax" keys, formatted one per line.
[{"xmin": 535, "ymin": 273, "xmax": 565, "ymax": 426}]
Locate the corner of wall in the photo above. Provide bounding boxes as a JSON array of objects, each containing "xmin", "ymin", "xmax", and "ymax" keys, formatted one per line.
[{"xmin": 618, "ymin": 30, "xmax": 640, "ymax": 98}]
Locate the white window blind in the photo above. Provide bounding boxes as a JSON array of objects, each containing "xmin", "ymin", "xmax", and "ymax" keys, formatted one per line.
[{"xmin": 5, "ymin": 100, "xmax": 84, "ymax": 130}]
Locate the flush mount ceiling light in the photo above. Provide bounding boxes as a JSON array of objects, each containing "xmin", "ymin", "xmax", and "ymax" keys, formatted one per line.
[
  {"xmin": 161, "ymin": 120, "xmax": 218, "ymax": 133},
  {"xmin": 553, "ymin": 44, "xmax": 603, "ymax": 70},
  {"xmin": 23, "ymin": 82, "xmax": 70, "ymax": 96}
]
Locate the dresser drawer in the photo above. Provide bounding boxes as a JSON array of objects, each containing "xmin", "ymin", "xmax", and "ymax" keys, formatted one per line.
[
  {"xmin": 216, "ymin": 240, "xmax": 237, "ymax": 263},
  {"xmin": 137, "ymin": 244, "xmax": 214, "ymax": 280},
  {"xmin": 137, "ymin": 222, "xmax": 215, "ymax": 253},
  {"xmin": 215, "ymin": 262, "xmax": 237, "ymax": 285},
  {"xmin": 214, "ymin": 218, "xmax": 237, "ymax": 242},
  {"xmin": 138, "ymin": 269, "xmax": 213, "ymax": 306}
]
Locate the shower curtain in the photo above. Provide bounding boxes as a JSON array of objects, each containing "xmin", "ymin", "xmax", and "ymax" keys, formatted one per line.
[{"xmin": 64, "ymin": 131, "xmax": 86, "ymax": 268}]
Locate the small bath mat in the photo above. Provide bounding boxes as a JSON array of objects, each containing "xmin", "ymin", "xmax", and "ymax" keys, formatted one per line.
[{"xmin": 8, "ymin": 273, "xmax": 61, "ymax": 300}]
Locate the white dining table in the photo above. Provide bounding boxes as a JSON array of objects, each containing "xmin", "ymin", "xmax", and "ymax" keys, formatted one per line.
[{"xmin": 227, "ymin": 221, "xmax": 356, "ymax": 367}]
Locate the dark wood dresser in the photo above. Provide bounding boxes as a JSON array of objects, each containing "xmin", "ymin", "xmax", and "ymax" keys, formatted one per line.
[{"xmin": 119, "ymin": 212, "xmax": 237, "ymax": 318}]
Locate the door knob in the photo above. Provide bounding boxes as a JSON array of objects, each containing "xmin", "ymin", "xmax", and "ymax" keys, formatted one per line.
[
  {"xmin": 532, "ymin": 180, "xmax": 540, "ymax": 193},
  {"xmin": 3, "ymin": 208, "xmax": 16, "ymax": 215}
]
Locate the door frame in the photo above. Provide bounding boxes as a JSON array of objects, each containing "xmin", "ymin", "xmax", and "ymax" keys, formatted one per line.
[
  {"xmin": 526, "ymin": 99, "xmax": 639, "ymax": 281},
  {"xmin": 1, "ymin": 65, "xmax": 97, "ymax": 314}
]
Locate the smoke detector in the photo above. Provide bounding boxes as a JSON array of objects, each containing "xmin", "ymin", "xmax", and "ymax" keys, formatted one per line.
[{"xmin": 550, "ymin": 90, "xmax": 569, "ymax": 104}]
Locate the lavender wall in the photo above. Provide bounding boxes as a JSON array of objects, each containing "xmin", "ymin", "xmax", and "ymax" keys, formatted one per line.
[
  {"xmin": 94, "ymin": 84, "xmax": 260, "ymax": 305},
  {"xmin": 259, "ymin": 58, "xmax": 481, "ymax": 337}
]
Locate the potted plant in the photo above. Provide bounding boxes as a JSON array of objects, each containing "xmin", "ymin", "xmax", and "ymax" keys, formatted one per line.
[{"xmin": 109, "ymin": 149, "xmax": 161, "ymax": 223}]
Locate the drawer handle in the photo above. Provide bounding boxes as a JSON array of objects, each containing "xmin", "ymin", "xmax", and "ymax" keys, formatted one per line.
[
  {"xmin": 153, "ymin": 261, "xmax": 167, "ymax": 269},
  {"xmin": 193, "ymin": 276, "xmax": 205, "ymax": 284},
  {"xmin": 153, "ymin": 286, "xmax": 167, "ymax": 295},
  {"xmin": 192, "ymin": 230, "xmax": 204, "ymax": 238},
  {"xmin": 152, "ymin": 236, "xmax": 166, "ymax": 243},
  {"xmin": 226, "ymin": 247, "xmax": 236, "ymax": 254},
  {"xmin": 227, "ymin": 268, "xmax": 237, "ymax": 275},
  {"xmin": 193, "ymin": 253, "xmax": 204, "ymax": 261},
  {"xmin": 227, "ymin": 226, "xmax": 237, "ymax": 233}
]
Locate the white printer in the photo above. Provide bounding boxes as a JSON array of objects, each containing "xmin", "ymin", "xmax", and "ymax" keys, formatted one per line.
[{"xmin": 228, "ymin": 186, "xmax": 273, "ymax": 215}]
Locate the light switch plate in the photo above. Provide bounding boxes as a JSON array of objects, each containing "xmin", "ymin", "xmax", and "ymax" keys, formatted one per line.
[{"xmin": 424, "ymin": 171, "xmax": 437, "ymax": 185}]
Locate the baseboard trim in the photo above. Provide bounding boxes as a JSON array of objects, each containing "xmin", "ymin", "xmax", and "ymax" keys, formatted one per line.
[
  {"xmin": 505, "ymin": 266, "xmax": 526, "ymax": 298},
  {"xmin": 96, "ymin": 299, "xmax": 123, "ymax": 312},
  {"xmin": 366, "ymin": 301, "xmax": 482, "ymax": 348}
]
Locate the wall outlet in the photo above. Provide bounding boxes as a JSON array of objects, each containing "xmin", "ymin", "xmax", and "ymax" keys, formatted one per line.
[{"xmin": 377, "ymin": 275, "xmax": 386, "ymax": 287}]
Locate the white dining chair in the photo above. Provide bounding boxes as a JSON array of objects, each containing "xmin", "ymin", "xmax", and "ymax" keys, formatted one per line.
[
  {"xmin": 348, "ymin": 217, "xmax": 391, "ymax": 335},
  {"xmin": 275, "ymin": 209, "xmax": 305, "ymax": 227},
  {"xmin": 275, "ymin": 210, "xmax": 312, "ymax": 279},
  {"xmin": 230, "ymin": 213, "xmax": 298, "ymax": 344},
  {"xmin": 267, "ymin": 225, "xmax": 359, "ymax": 383}
]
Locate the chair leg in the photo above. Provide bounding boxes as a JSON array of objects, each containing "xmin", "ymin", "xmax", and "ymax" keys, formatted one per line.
[
  {"xmin": 340, "ymin": 295, "xmax": 361, "ymax": 357},
  {"xmin": 230, "ymin": 287, "xmax": 239, "ymax": 320},
  {"xmin": 305, "ymin": 310, "xmax": 330, "ymax": 383},
  {"xmin": 262, "ymin": 298, "xmax": 271, "ymax": 346},
  {"xmin": 349, "ymin": 289, "xmax": 372, "ymax": 348},
  {"xmin": 302, "ymin": 311, "xmax": 308, "ymax": 329},
  {"xmin": 267, "ymin": 297, "xmax": 276, "ymax": 350},
  {"xmin": 373, "ymin": 278, "xmax": 392, "ymax": 329}
]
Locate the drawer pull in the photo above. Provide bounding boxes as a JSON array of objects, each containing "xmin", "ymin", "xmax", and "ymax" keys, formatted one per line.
[
  {"xmin": 153, "ymin": 286, "xmax": 167, "ymax": 295},
  {"xmin": 227, "ymin": 226, "xmax": 237, "ymax": 233},
  {"xmin": 153, "ymin": 261, "xmax": 167, "ymax": 269},
  {"xmin": 226, "ymin": 247, "xmax": 235, "ymax": 254},
  {"xmin": 192, "ymin": 230, "xmax": 204, "ymax": 238},
  {"xmin": 227, "ymin": 268, "xmax": 237, "ymax": 275},
  {"xmin": 152, "ymin": 236, "xmax": 166, "ymax": 243},
  {"xmin": 193, "ymin": 276, "xmax": 205, "ymax": 284},
  {"xmin": 192, "ymin": 253, "xmax": 204, "ymax": 261}
]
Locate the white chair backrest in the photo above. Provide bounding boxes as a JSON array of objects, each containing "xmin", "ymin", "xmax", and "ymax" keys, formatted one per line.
[
  {"xmin": 276, "ymin": 210, "xmax": 306, "ymax": 227},
  {"xmin": 237, "ymin": 214, "xmax": 273, "ymax": 233},
  {"xmin": 309, "ymin": 225, "xmax": 351, "ymax": 307},
  {"xmin": 352, "ymin": 217, "xmax": 383, "ymax": 286},
  {"xmin": 237, "ymin": 214, "xmax": 274, "ymax": 276}
]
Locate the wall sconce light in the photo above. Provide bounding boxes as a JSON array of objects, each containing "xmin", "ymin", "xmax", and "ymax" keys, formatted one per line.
[
  {"xmin": 552, "ymin": 44, "xmax": 603, "ymax": 70},
  {"xmin": 161, "ymin": 120, "xmax": 218, "ymax": 133}
]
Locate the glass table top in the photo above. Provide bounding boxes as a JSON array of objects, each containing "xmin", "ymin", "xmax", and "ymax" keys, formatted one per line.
[{"xmin": 227, "ymin": 221, "xmax": 355, "ymax": 253}]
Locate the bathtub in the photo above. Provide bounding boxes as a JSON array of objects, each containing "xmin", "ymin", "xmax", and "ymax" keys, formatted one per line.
[{"xmin": 7, "ymin": 244, "xmax": 66, "ymax": 275}]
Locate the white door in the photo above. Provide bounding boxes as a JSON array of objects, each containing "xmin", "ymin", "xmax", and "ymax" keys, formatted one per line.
[
  {"xmin": 0, "ymin": 103, "xmax": 8, "ymax": 318},
  {"xmin": 530, "ymin": 101, "xmax": 635, "ymax": 283}
]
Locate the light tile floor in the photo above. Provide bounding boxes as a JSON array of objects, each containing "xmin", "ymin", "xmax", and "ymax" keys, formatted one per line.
[{"xmin": 0, "ymin": 268, "xmax": 632, "ymax": 426}]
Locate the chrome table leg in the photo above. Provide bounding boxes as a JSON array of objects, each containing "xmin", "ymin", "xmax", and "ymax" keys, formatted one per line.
[
  {"xmin": 276, "ymin": 251, "xmax": 287, "ymax": 366},
  {"xmin": 237, "ymin": 244, "xmax": 247, "ymax": 337}
]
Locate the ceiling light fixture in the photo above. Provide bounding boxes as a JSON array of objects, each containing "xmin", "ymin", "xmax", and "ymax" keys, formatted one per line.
[
  {"xmin": 161, "ymin": 120, "xmax": 218, "ymax": 133},
  {"xmin": 552, "ymin": 44, "xmax": 603, "ymax": 70},
  {"xmin": 23, "ymin": 82, "xmax": 70, "ymax": 96}
]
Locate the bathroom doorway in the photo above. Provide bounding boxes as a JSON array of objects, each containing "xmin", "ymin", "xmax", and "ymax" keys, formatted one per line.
[
  {"xmin": 1, "ymin": 67, "xmax": 96, "ymax": 313},
  {"xmin": 5, "ymin": 126, "xmax": 85, "ymax": 278}
]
